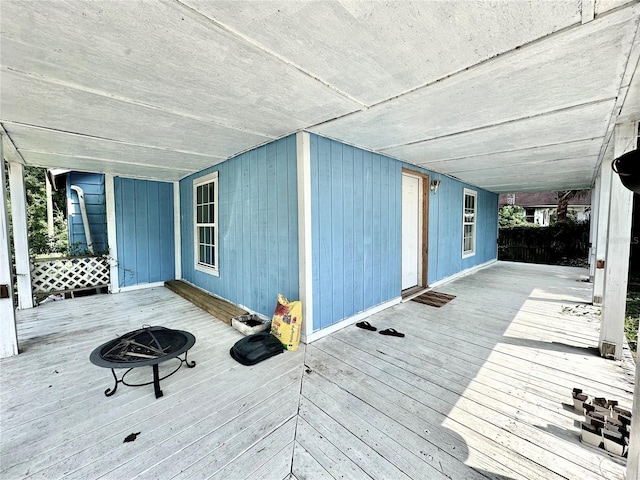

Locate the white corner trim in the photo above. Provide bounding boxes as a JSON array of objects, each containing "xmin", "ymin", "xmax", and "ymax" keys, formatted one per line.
[
  {"xmin": 173, "ymin": 181, "xmax": 182, "ymax": 280},
  {"xmin": 113, "ymin": 281, "xmax": 166, "ymax": 293},
  {"xmin": 297, "ymin": 131, "xmax": 314, "ymax": 339},
  {"xmin": 429, "ymin": 259, "xmax": 497, "ymax": 289},
  {"xmin": 104, "ymin": 174, "xmax": 119, "ymax": 293},
  {"xmin": 302, "ymin": 297, "xmax": 401, "ymax": 344}
]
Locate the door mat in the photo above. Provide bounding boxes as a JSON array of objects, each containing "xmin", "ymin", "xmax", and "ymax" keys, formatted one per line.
[{"xmin": 411, "ymin": 290, "xmax": 456, "ymax": 307}]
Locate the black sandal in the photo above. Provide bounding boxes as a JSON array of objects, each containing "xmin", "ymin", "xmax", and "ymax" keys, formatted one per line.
[
  {"xmin": 356, "ymin": 321, "xmax": 377, "ymax": 331},
  {"xmin": 379, "ymin": 328, "xmax": 405, "ymax": 337}
]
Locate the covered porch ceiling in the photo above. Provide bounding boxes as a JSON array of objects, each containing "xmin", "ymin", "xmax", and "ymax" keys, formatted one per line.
[{"xmin": 1, "ymin": 0, "xmax": 639, "ymax": 193}]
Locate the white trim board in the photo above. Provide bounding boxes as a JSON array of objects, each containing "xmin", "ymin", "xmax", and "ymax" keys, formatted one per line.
[
  {"xmin": 113, "ymin": 281, "xmax": 166, "ymax": 293},
  {"xmin": 105, "ymin": 174, "xmax": 119, "ymax": 293},
  {"xmin": 302, "ymin": 297, "xmax": 401, "ymax": 344},
  {"xmin": 297, "ymin": 131, "xmax": 314, "ymax": 340}
]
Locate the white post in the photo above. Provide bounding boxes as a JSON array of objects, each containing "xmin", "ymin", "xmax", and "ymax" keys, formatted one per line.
[
  {"xmin": 588, "ymin": 178, "xmax": 599, "ymax": 282},
  {"xmin": 0, "ymin": 155, "xmax": 19, "ymax": 357},
  {"xmin": 8, "ymin": 162, "xmax": 33, "ymax": 309},
  {"xmin": 629, "ymin": 355, "xmax": 640, "ymax": 480},
  {"xmin": 598, "ymin": 121, "xmax": 637, "ymax": 360},
  {"xmin": 174, "ymin": 182, "xmax": 182, "ymax": 280},
  {"xmin": 297, "ymin": 131, "xmax": 314, "ymax": 342},
  {"xmin": 593, "ymin": 154, "xmax": 613, "ymax": 305},
  {"xmin": 105, "ymin": 175, "xmax": 119, "ymax": 293}
]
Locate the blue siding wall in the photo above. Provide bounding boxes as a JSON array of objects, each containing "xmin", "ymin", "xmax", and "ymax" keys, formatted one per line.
[
  {"xmin": 180, "ymin": 135, "xmax": 298, "ymax": 318},
  {"xmin": 427, "ymin": 173, "xmax": 498, "ymax": 284},
  {"xmin": 309, "ymin": 134, "xmax": 498, "ymax": 331},
  {"xmin": 114, "ymin": 178, "xmax": 175, "ymax": 288},
  {"xmin": 67, "ymin": 172, "xmax": 107, "ymax": 254},
  {"xmin": 310, "ymin": 135, "xmax": 402, "ymax": 331}
]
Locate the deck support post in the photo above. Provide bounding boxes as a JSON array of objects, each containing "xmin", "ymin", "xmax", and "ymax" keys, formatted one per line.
[
  {"xmin": 8, "ymin": 162, "xmax": 33, "ymax": 309},
  {"xmin": 588, "ymin": 174, "xmax": 600, "ymax": 282},
  {"xmin": 593, "ymin": 153, "xmax": 613, "ymax": 305},
  {"xmin": 296, "ymin": 131, "xmax": 314, "ymax": 342},
  {"xmin": 598, "ymin": 121, "xmax": 637, "ymax": 360},
  {"xmin": 105, "ymin": 174, "xmax": 119, "ymax": 292},
  {"xmin": 629, "ymin": 354, "xmax": 640, "ymax": 479},
  {"xmin": 0, "ymin": 144, "xmax": 19, "ymax": 357}
]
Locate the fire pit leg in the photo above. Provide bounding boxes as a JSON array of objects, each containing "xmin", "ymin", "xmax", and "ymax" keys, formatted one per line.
[
  {"xmin": 105, "ymin": 369, "xmax": 120, "ymax": 397},
  {"xmin": 152, "ymin": 364, "xmax": 163, "ymax": 398}
]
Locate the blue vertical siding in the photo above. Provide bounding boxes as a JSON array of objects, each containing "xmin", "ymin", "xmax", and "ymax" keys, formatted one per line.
[
  {"xmin": 309, "ymin": 134, "xmax": 497, "ymax": 332},
  {"xmin": 180, "ymin": 135, "xmax": 299, "ymax": 318},
  {"xmin": 67, "ymin": 172, "xmax": 107, "ymax": 254},
  {"xmin": 310, "ymin": 135, "xmax": 402, "ymax": 331},
  {"xmin": 427, "ymin": 175, "xmax": 498, "ymax": 283},
  {"xmin": 114, "ymin": 178, "xmax": 175, "ymax": 287}
]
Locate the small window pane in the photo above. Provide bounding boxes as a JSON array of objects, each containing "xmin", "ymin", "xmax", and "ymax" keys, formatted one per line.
[{"xmin": 197, "ymin": 185, "xmax": 203, "ymax": 204}]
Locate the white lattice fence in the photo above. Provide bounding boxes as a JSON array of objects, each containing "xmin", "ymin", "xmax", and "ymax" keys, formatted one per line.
[{"xmin": 31, "ymin": 256, "xmax": 110, "ymax": 294}]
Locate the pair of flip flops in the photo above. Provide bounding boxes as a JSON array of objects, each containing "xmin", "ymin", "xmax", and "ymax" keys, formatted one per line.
[{"xmin": 355, "ymin": 321, "xmax": 405, "ymax": 337}]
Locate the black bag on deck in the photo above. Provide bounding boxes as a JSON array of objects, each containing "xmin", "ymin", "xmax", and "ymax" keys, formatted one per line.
[{"xmin": 229, "ymin": 331, "xmax": 284, "ymax": 366}]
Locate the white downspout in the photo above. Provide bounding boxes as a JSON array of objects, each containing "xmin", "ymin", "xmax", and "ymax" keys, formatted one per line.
[{"xmin": 70, "ymin": 185, "xmax": 94, "ymax": 254}]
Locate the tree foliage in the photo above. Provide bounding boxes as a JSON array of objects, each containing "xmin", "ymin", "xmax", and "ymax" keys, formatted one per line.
[
  {"xmin": 4, "ymin": 166, "xmax": 68, "ymax": 255},
  {"xmin": 556, "ymin": 189, "xmax": 589, "ymax": 223},
  {"xmin": 498, "ymin": 205, "xmax": 532, "ymax": 229}
]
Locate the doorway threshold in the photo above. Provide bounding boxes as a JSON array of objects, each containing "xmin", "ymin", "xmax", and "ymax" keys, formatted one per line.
[{"xmin": 401, "ymin": 286, "xmax": 429, "ymax": 302}]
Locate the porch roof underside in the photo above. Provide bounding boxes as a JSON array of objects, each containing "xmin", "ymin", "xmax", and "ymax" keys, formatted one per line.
[
  {"xmin": 1, "ymin": 262, "xmax": 635, "ymax": 479},
  {"xmin": 1, "ymin": 1, "xmax": 639, "ymax": 193}
]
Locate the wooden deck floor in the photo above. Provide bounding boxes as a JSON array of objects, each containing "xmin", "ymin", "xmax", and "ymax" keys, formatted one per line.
[{"xmin": 1, "ymin": 262, "xmax": 635, "ymax": 479}]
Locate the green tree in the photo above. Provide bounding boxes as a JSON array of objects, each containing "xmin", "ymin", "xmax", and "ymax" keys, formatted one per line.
[
  {"xmin": 556, "ymin": 190, "xmax": 589, "ymax": 223},
  {"xmin": 5, "ymin": 166, "xmax": 68, "ymax": 255},
  {"xmin": 498, "ymin": 205, "xmax": 531, "ymax": 228}
]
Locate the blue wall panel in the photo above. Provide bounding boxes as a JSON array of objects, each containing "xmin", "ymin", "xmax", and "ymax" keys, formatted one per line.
[
  {"xmin": 426, "ymin": 173, "xmax": 498, "ymax": 283},
  {"xmin": 310, "ymin": 135, "xmax": 402, "ymax": 331},
  {"xmin": 67, "ymin": 172, "xmax": 107, "ymax": 254},
  {"xmin": 309, "ymin": 134, "xmax": 497, "ymax": 332},
  {"xmin": 180, "ymin": 135, "xmax": 299, "ymax": 318},
  {"xmin": 114, "ymin": 178, "xmax": 175, "ymax": 287}
]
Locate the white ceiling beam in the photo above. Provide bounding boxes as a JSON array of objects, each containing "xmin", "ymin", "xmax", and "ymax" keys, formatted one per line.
[
  {"xmin": 581, "ymin": 0, "xmax": 596, "ymax": 24},
  {"xmin": 0, "ymin": 124, "xmax": 24, "ymax": 165}
]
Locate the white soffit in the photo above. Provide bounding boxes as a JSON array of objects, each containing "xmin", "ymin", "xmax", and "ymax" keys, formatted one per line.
[
  {"xmin": 422, "ymin": 139, "xmax": 603, "ymax": 174},
  {"xmin": 5, "ymin": 124, "xmax": 218, "ymax": 182},
  {"xmin": 381, "ymin": 101, "xmax": 613, "ymax": 165},
  {"xmin": 0, "ymin": 0, "xmax": 639, "ymax": 192},
  {"xmin": 1, "ymin": 1, "xmax": 360, "ymax": 137},
  {"xmin": 311, "ymin": 6, "xmax": 636, "ymax": 149},
  {"xmin": 188, "ymin": 0, "xmax": 582, "ymax": 106}
]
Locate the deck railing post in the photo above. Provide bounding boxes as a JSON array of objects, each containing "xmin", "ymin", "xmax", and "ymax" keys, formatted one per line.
[
  {"xmin": 0, "ymin": 142, "xmax": 19, "ymax": 357},
  {"xmin": 8, "ymin": 162, "xmax": 33, "ymax": 309},
  {"xmin": 599, "ymin": 121, "xmax": 637, "ymax": 360}
]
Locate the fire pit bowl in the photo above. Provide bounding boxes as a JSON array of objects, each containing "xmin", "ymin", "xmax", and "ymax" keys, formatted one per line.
[{"xmin": 90, "ymin": 326, "xmax": 196, "ymax": 399}]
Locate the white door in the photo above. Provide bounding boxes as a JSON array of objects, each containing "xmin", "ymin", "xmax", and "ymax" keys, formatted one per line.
[{"xmin": 402, "ymin": 174, "xmax": 421, "ymax": 290}]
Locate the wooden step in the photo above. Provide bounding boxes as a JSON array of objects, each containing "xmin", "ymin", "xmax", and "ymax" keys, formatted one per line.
[{"xmin": 164, "ymin": 280, "xmax": 248, "ymax": 325}]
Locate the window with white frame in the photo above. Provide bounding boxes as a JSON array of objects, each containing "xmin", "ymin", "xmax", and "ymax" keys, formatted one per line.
[
  {"xmin": 194, "ymin": 172, "xmax": 219, "ymax": 275},
  {"xmin": 463, "ymin": 188, "xmax": 476, "ymax": 257}
]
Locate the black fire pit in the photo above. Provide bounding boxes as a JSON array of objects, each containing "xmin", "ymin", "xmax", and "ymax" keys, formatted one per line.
[{"xmin": 90, "ymin": 326, "xmax": 196, "ymax": 398}]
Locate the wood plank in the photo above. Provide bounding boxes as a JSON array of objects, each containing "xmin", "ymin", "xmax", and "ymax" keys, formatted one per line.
[
  {"xmin": 310, "ymin": 335, "xmax": 623, "ymax": 480},
  {"xmin": 299, "ymin": 396, "xmax": 414, "ymax": 480},
  {"xmin": 2, "ymin": 262, "xmax": 633, "ymax": 480},
  {"xmin": 302, "ymin": 372, "xmax": 494, "ymax": 480},
  {"xmin": 206, "ymin": 417, "xmax": 296, "ymax": 480},
  {"xmin": 324, "ymin": 334, "xmax": 623, "ymax": 479},
  {"xmin": 165, "ymin": 280, "xmax": 248, "ymax": 324},
  {"xmin": 295, "ymin": 417, "xmax": 373, "ymax": 480},
  {"xmin": 305, "ymin": 345, "xmax": 550, "ymax": 480},
  {"xmin": 291, "ymin": 442, "xmax": 335, "ymax": 480},
  {"xmin": 244, "ymin": 441, "xmax": 296, "ymax": 480}
]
